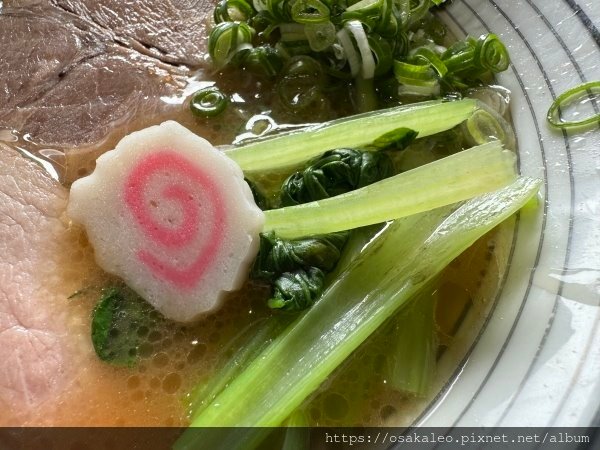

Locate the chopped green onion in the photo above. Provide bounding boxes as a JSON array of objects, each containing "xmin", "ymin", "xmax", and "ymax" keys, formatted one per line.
[
  {"xmin": 411, "ymin": 46, "xmax": 448, "ymax": 77},
  {"xmin": 277, "ymin": 40, "xmax": 313, "ymax": 56},
  {"xmin": 279, "ymin": 22, "xmax": 306, "ymax": 41},
  {"xmin": 253, "ymin": 0, "xmax": 268, "ymax": 12},
  {"xmin": 546, "ymin": 81, "xmax": 600, "ymax": 131},
  {"xmin": 208, "ymin": 21, "xmax": 255, "ymax": 68},
  {"xmin": 277, "ymin": 56, "xmax": 325, "ymax": 112},
  {"xmin": 394, "ymin": 60, "xmax": 438, "ymax": 87},
  {"xmin": 346, "ymin": 20, "xmax": 376, "ymax": 79},
  {"xmin": 336, "ymin": 28, "xmax": 361, "ymax": 77},
  {"xmin": 474, "ymin": 33, "xmax": 510, "ymax": 73},
  {"xmin": 442, "ymin": 34, "xmax": 509, "ymax": 76},
  {"xmin": 375, "ymin": 0, "xmax": 397, "ymax": 38},
  {"xmin": 304, "ymin": 21, "xmax": 336, "ymax": 51},
  {"xmin": 463, "ymin": 102, "xmax": 515, "ymax": 150},
  {"xmin": 368, "ymin": 34, "xmax": 393, "ymax": 76},
  {"xmin": 265, "ymin": 0, "xmax": 294, "ymax": 21},
  {"xmin": 441, "ymin": 38, "xmax": 474, "ymax": 73},
  {"xmin": 393, "ymin": 29, "xmax": 410, "ymax": 56},
  {"xmin": 397, "ymin": 83, "xmax": 440, "ymax": 97},
  {"xmin": 290, "ymin": 0, "xmax": 330, "ymax": 24},
  {"xmin": 343, "ymin": 0, "xmax": 381, "ymax": 17},
  {"xmin": 405, "ymin": 0, "xmax": 431, "ymax": 29},
  {"xmin": 190, "ymin": 87, "xmax": 228, "ymax": 118},
  {"xmin": 235, "ymin": 45, "xmax": 284, "ymax": 77},
  {"xmin": 214, "ymin": 0, "xmax": 255, "ymax": 23},
  {"xmin": 342, "ymin": 0, "xmax": 381, "ymax": 29},
  {"xmin": 262, "ymin": 141, "xmax": 517, "ymax": 238}
]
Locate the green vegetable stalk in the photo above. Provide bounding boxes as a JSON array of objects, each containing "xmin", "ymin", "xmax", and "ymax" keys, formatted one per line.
[
  {"xmin": 281, "ymin": 410, "xmax": 311, "ymax": 450},
  {"xmin": 175, "ymin": 177, "xmax": 541, "ymax": 450},
  {"xmin": 386, "ymin": 287, "xmax": 438, "ymax": 396},
  {"xmin": 263, "ymin": 140, "xmax": 517, "ymax": 239},
  {"xmin": 225, "ymin": 99, "xmax": 477, "ymax": 171},
  {"xmin": 188, "ymin": 317, "xmax": 289, "ymax": 419}
]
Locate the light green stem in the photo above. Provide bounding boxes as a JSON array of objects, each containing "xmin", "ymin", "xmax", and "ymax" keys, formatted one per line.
[
  {"xmin": 263, "ymin": 141, "xmax": 517, "ymax": 239},
  {"xmin": 225, "ymin": 99, "xmax": 477, "ymax": 172},
  {"xmin": 176, "ymin": 177, "xmax": 540, "ymax": 450}
]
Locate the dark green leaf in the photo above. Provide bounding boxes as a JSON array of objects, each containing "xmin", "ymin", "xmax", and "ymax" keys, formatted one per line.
[
  {"xmin": 91, "ymin": 286, "xmax": 159, "ymax": 367},
  {"xmin": 280, "ymin": 148, "xmax": 394, "ymax": 206},
  {"xmin": 267, "ymin": 268, "xmax": 325, "ymax": 311},
  {"xmin": 252, "ymin": 231, "xmax": 348, "ymax": 280}
]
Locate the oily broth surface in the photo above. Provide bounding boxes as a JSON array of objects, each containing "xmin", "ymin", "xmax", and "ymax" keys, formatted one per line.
[
  {"xmin": 33, "ymin": 225, "xmax": 505, "ymax": 427},
  {"xmin": 41, "ymin": 256, "xmax": 271, "ymax": 426}
]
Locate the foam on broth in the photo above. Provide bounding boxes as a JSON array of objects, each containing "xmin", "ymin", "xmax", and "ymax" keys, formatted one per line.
[{"xmin": 18, "ymin": 214, "xmax": 509, "ymax": 427}]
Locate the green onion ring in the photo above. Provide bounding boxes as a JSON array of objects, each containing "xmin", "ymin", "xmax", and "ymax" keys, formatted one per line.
[
  {"xmin": 368, "ymin": 34, "xmax": 393, "ymax": 76},
  {"xmin": 214, "ymin": 0, "xmax": 255, "ymax": 23},
  {"xmin": 474, "ymin": 33, "xmax": 509, "ymax": 73},
  {"xmin": 407, "ymin": 0, "xmax": 431, "ymax": 28},
  {"xmin": 393, "ymin": 60, "xmax": 437, "ymax": 87},
  {"xmin": 547, "ymin": 81, "xmax": 600, "ymax": 131},
  {"xmin": 411, "ymin": 47, "xmax": 448, "ymax": 77},
  {"xmin": 291, "ymin": 0, "xmax": 330, "ymax": 24},
  {"xmin": 190, "ymin": 87, "xmax": 229, "ymax": 118},
  {"xmin": 305, "ymin": 21, "xmax": 336, "ymax": 51},
  {"xmin": 441, "ymin": 37, "xmax": 477, "ymax": 74},
  {"xmin": 237, "ymin": 45, "xmax": 284, "ymax": 77},
  {"xmin": 277, "ymin": 56, "xmax": 324, "ymax": 111},
  {"xmin": 208, "ymin": 21, "xmax": 255, "ymax": 68}
]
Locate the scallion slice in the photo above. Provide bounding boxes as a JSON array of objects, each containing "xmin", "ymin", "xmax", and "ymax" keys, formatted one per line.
[
  {"xmin": 290, "ymin": 0, "xmax": 330, "ymax": 24},
  {"xmin": 213, "ymin": 0, "xmax": 255, "ymax": 23},
  {"xmin": 304, "ymin": 21, "xmax": 336, "ymax": 51},
  {"xmin": 474, "ymin": 33, "xmax": 510, "ymax": 73},
  {"xmin": 336, "ymin": 27, "xmax": 361, "ymax": 77},
  {"xmin": 346, "ymin": 20, "xmax": 376, "ymax": 79},
  {"xmin": 546, "ymin": 81, "xmax": 600, "ymax": 131},
  {"xmin": 368, "ymin": 34, "xmax": 393, "ymax": 76},
  {"xmin": 279, "ymin": 22, "xmax": 306, "ymax": 41},
  {"xmin": 208, "ymin": 21, "xmax": 255, "ymax": 68},
  {"xmin": 411, "ymin": 46, "xmax": 448, "ymax": 77},
  {"xmin": 442, "ymin": 34, "xmax": 509, "ymax": 75},
  {"xmin": 189, "ymin": 87, "xmax": 228, "ymax": 118}
]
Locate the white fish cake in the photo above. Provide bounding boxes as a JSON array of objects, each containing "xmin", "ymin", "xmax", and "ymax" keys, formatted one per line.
[{"xmin": 68, "ymin": 121, "xmax": 264, "ymax": 322}]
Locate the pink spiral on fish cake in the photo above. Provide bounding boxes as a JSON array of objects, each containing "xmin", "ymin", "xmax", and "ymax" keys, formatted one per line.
[{"xmin": 124, "ymin": 150, "xmax": 226, "ymax": 290}]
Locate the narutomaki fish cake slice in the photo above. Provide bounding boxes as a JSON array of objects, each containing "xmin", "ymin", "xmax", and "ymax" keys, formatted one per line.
[{"xmin": 68, "ymin": 121, "xmax": 264, "ymax": 322}]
